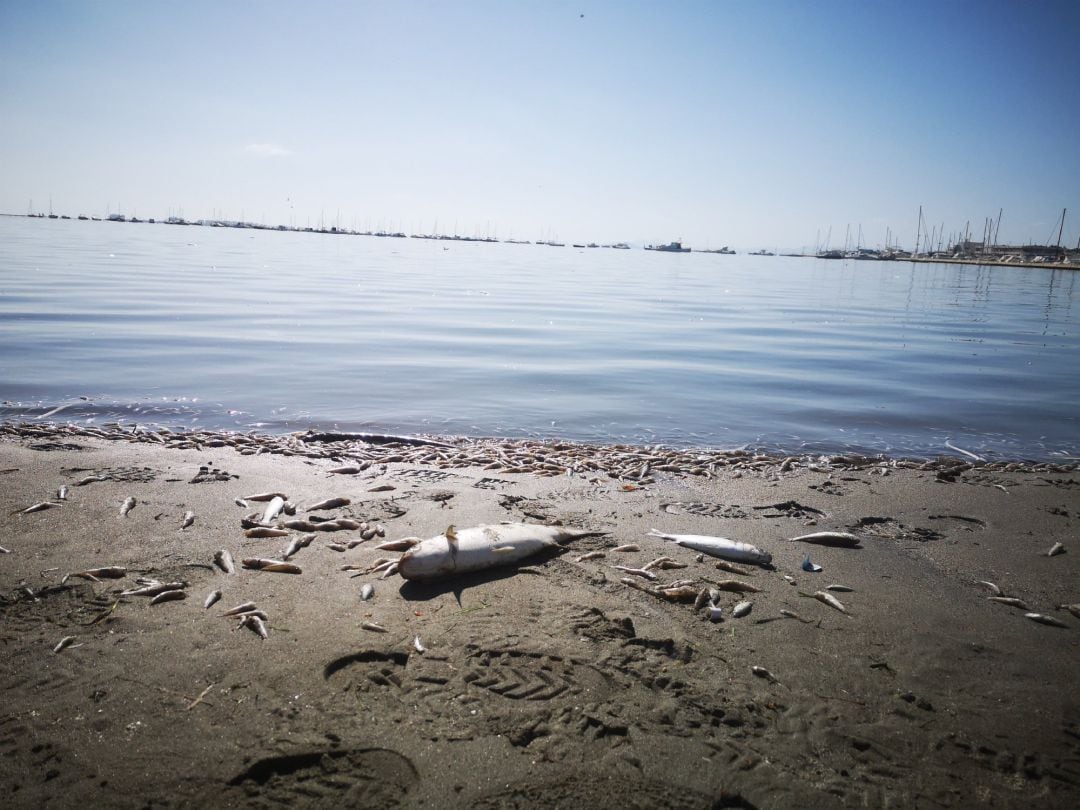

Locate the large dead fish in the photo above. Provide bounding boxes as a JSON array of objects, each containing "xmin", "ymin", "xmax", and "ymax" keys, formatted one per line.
[
  {"xmin": 646, "ymin": 529, "xmax": 772, "ymax": 565},
  {"xmin": 398, "ymin": 523, "xmax": 606, "ymax": 582}
]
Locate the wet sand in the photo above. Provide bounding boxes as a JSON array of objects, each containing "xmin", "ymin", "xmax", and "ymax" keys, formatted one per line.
[{"xmin": 1, "ymin": 424, "xmax": 1078, "ymax": 808}]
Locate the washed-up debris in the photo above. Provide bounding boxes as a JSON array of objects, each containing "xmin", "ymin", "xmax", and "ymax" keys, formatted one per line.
[
  {"xmin": 120, "ymin": 497, "xmax": 137, "ymax": 517},
  {"xmin": 53, "ymin": 636, "xmax": 78, "ymax": 653},
  {"xmin": 751, "ymin": 665, "xmax": 779, "ymax": 684},
  {"xmin": 360, "ymin": 583, "xmax": 374, "ymax": 601},
  {"xmin": 204, "ymin": 590, "xmax": 222, "ymax": 609},
  {"xmin": 1047, "ymin": 542, "xmax": 1065, "ymax": 557},
  {"xmin": 575, "ymin": 551, "xmax": 606, "ymax": 562},
  {"xmin": 397, "ymin": 523, "xmax": 606, "ymax": 582},
  {"xmin": 646, "ymin": 529, "xmax": 772, "ymax": 565},
  {"xmin": 801, "ymin": 554, "xmax": 823, "ymax": 573},
  {"xmin": 180, "ymin": 510, "xmax": 195, "ymax": 530},
  {"xmin": 361, "ymin": 621, "xmax": 387, "ymax": 633}
]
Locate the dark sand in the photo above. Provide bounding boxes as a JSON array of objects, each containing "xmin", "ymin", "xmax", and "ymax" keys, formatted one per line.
[{"xmin": 1, "ymin": 425, "xmax": 1078, "ymax": 808}]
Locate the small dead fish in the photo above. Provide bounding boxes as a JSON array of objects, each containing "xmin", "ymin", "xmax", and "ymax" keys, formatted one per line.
[
  {"xmin": 1047, "ymin": 542, "xmax": 1065, "ymax": 557},
  {"xmin": 812, "ymin": 590, "xmax": 849, "ymax": 614},
  {"xmin": 715, "ymin": 560, "xmax": 752, "ymax": 576},
  {"xmin": 379, "ymin": 562, "xmax": 399, "ymax": 579},
  {"xmin": 19, "ymin": 501, "xmax": 60, "ymax": 514},
  {"xmin": 56, "ymin": 485, "xmax": 69, "ymax": 500},
  {"xmin": 260, "ymin": 496, "xmax": 286, "ymax": 524},
  {"xmin": 789, "ymin": 531, "xmax": 860, "ymax": 548},
  {"xmin": 361, "ymin": 621, "xmax": 387, "ymax": 633},
  {"xmin": 1025, "ymin": 612, "xmax": 1068, "ymax": 628},
  {"xmin": 328, "ymin": 465, "xmax": 362, "ymax": 474},
  {"xmin": 712, "ymin": 579, "xmax": 762, "ymax": 593},
  {"xmin": 413, "ymin": 636, "xmax": 426, "ymax": 654},
  {"xmin": 375, "ymin": 538, "xmax": 417, "ymax": 551},
  {"xmin": 801, "ymin": 555, "xmax": 823, "ymax": 573},
  {"xmin": 120, "ymin": 581, "xmax": 186, "ymax": 596},
  {"xmin": 53, "ymin": 635, "xmax": 77, "ymax": 653},
  {"xmin": 231, "ymin": 609, "xmax": 269, "ymax": 621},
  {"xmin": 242, "ymin": 492, "xmax": 288, "ymax": 502},
  {"xmin": 221, "ymin": 601, "xmax": 258, "ymax": 617},
  {"xmin": 976, "ymin": 580, "xmax": 1002, "ymax": 596},
  {"xmin": 368, "ymin": 484, "xmax": 395, "ymax": 492},
  {"xmin": 326, "ymin": 542, "xmax": 348, "ymax": 552},
  {"xmin": 62, "ymin": 566, "xmax": 127, "ymax": 584},
  {"xmin": 282, "ymin": 501, "xmax": 297, "ymax": 516},
  {"xmin": 611, "ymin": 544, "xmax": 640, "ymax": 553},
  {"xmin": 313, "ymin": 521, "xmax": 343, "ymax": 533},
  {"xmin": 180, "ymin": 510, "xmax": 195, "ymax": 530},
  {"xmin": 643, "ymin": 556, "xmax": 688, "ymax": 571},
  {"xmin": 120, "ymin": 497, "xmax": 137, "ymax": 517},
  {"xmin": 825, "ymin": 584, "xmax": 855, "ymax": 592},
  {"xmin": 751, "ymin": 665, "xmax": 779, "ymax": 684},
  {"xmin": 1057, "ymin": 603, "xmax": 1080, "ymax": 619},
  {"xmin": 0, "ymin": 545, "xmax": 9, "ymax": 554},
  {"xmin": 149, "ymin": 589, "xmax": 188, "ymax": 605},
  {"xmin": 780, "ymin": 609, "xmax": 811, "ymax": 623},
  {"xmin": 656, "ymin": 585, "xmax": 699, "ymax": 602},
  {"xmin": 281, "ymin": 519, "xmax": 317, "ymax": 532},
  {"xmin": 308, "ymin": 497, "xmax": 351, "ymax": 511},
  {"xmin": 234, "ymin": 498, "xmax": 249, "ymax": 508},
  {"xmin": 360, "ymin": 583, "xmax": 374, "ymax": 601},
  {"xmin": 988, "ymin": 596, "xmax": 1029, "ymax": 609},
  {"xmin": 204, "ymin": 590, "xmax": 222, "ymax": 609},
  {"xmin": 613, "ymin": 565, "xmax": 658, "ymax": 581},
  {"xmin": 783, "ymin": 575, "xmax": 797, "ymax": 585},
  {"xmin": 732, "ymin": 601, "xmax": 753, "ymax": 618},
  {"xmin": 693, "ymin": 587, "xmax": 711, "ymax": 612},
  {"xmin": 241, "ymin": 558, "xmax": 301, "ymax": 574},
  {"xmin": 575, "ymin": 551, "xmax": 606, "ymax": 563},
  {"xmin": 239, "ymin": 614, "xmax": 268, "ymax": 639},
  {"xmin": 283, "ymin": 533, "xmax": 315, "ymax": 559},
  {"xmin": 75, "ymin": 474, "xmax": 105, "ymax": 486},
  {"xmin": 244, "ymin": 526, "xmax": 291, "ymax": 538},
  {"xmin": 335, "ymin": 518, "xmax": 362, "ymax": 530},
  {"xmin": 214, "ymin": 549, "xmax": 235, "ymax": 574}
]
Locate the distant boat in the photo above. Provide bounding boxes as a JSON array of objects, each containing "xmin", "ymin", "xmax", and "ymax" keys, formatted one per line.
[
  {"xmin": 700, "ymin": 246, "xmax": 735, "ymax": 254},
  {"xmin": 748, "ymin": 249, "xmax": 774, "ymax": 256},
  {"xmin": 645, "ymin": 241, "xmax": 691, "ymax": 253}
]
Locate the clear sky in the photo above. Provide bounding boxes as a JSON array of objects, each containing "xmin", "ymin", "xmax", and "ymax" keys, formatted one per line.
[{"xmin": 2, "ymin": 0, "xmax": 1078, "ymax": 251}]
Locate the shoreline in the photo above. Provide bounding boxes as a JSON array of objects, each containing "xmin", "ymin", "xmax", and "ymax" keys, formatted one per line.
[{"xmin": 1, "ymin": 425, "xmax": 1078, "ymax": 807}]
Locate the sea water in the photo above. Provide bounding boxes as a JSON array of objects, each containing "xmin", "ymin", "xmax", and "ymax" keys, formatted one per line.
[{"xmin": 1, "ymin": 217, "xmax": 1078, "ymax": 460}]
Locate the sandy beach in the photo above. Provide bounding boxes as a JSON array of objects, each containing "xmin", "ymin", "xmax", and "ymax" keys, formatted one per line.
[{"xmin": 1, "ymin": 423, "xmax": 1077, "ymax": 808}]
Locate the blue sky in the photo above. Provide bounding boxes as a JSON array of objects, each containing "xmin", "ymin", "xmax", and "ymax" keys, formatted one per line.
[{"xmin": 2, "ymin": 0, "xmax": 1078, "ymax": 250}]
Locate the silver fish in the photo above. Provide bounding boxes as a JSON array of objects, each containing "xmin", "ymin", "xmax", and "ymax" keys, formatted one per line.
[
  {"xmin": 988, "ymin": 596, "xmax": 1029, "ymax": 609},
  {"xmin": 244, "ymin": 526, "xmax": 291, "ymax": 538},
  {"xmin": 375, "ymin": 538, "xmax": 418, "ymax": 551},
  {"xmin": 75, "ymin": 474, "xmax": 105, "ymax": 486},
  {"xmin": 813, "ymin": 590, "xmax": 849, "ymax": 614},
  {"xmin": 308, "ymin": 497, "xmax": 351, "ymax": 511},
  {"xmin": 19, "ymin": 501, "xmax": 60, "ymax": 514},
  {"xmin": 976, "ymin": 580, "xmax": 1002, "ymax": 596},
  {"xmin": 204, "ymin": 590, "xmax": 222, "ymax": 609},
  {"xmin": 611, "ymin": 544, "xmax": 641, "ymax": 553},
  {"xmin": 1047, "ymin": 542, "xmax": 1065, "ymax": 557},
  {"xmin": 1058, "ymin": 603, "xmax": 1080, "ymax": 619},
  {"xmin": 221, "ymin": 601, "xmax": 257, "ymax": 616},
  {"xmin": 181, "ymin": 510, "xmax": 195, "ymax": 530},
  {"xmin": 240, "ymin": 614, "xmax": 268, "ymax": 639},
  {"xmin": 260, "ymin": 496, "xmax": 285, "ymax": 525},
  {"xmin": 826, "ymin": 584, "xmax": 855, "ymax": 592},
  {"xmin": 150, "ymin": 589, "xmax": 188, "ymax": 605},
  {"xmin": 643, "ymin": 556, "xmax": 688, "ymax": 571},
  {"xmin": 242, "ymin": 492, "xmax": 288, "ymax": 502},
  {"xmin": 788, "ymin": 531, "xmax": 860, "ymax": 548},
  {"xmin": 328, "ymin": 465, "xmax": 362, "ymax": 474},
  {"xmin": 413, "ymin": 635, "xmax": 426, "ymax": 654},
  {"xmin": 56, "ymin": 485, "xmax": 68, "ymax": 501},
  {"xmin": 361, "ymin": 621, "xmax": 387, "ymax": 633},
  {"xmin": 53, "ymin": 635, "xmax": 77, "ymax": 653},
  {"xmin": 283, "ymin": 533, "xmax": 315, "ymax": 559},
  {"xmin": 715, "ymin": 560, "xmax": 752, "ymax": 576},
  {"xmin": 214, "ymin": 549, "xmax": 235, "ymax": 574},
  {"xmin": 360, "ymin": 583, "xmax": 374, "ymax": 601},
  {"xmin": 575, "ymin": 551, "xmax": 606, "ymax": 562},
  {"xmin": 751, "ymin": 665, "xmax": 779, "ymax": 683},
  {"xmin": 120, "ymin": 497, "xmax": 136, "ymax": 517},
  {"xmin": 0, "ymin": 545, "xmax": 9, "ymax": 554},
  {"xmin": 1025, "ymin": 612, "xmax": 1068, "ymax": 628},
  {"xmin": 234, "ymin": 498, "xmax": 249, "ymax": 508},
  {"xmin": 241, "ymin": 558, "xmax": 301, "ymax": 574},
  {"xmin": 647, "ymin": 530, "xmax": 772, "ymax": 565},
  {"xmin": 281, "ymin": 519, "xmax": 317, "ymax": 532},
  {"xmin": 732, "ymin": 601, "xmax": 753, "ymax": 618},
  {"xmin": 121, "ymin": 581, "xmax": 186, "ymax": 596}
]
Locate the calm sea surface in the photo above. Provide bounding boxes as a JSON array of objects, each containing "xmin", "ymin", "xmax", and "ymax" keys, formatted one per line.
[{"xmin": 1, "ymin": 217, "xmax": 1078, "ymax": 460}]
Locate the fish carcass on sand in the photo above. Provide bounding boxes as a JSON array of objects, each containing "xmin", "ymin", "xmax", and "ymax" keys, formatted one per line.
[
  {"xmin": 645, "ymin": 529, "xmax": 772, "ymax": 565},
  {"xmin": 788, "ymin": 531, "xmax": 861, "ymax": 548},
  {"xmin": 397, "ymin": 523, "xmax": 606, "ymax": 582}
]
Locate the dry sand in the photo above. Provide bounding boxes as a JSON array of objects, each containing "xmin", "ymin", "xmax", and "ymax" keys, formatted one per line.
[{"xmin": 1, "ymin": 425, "xmax": 1078, "ymax": 808}]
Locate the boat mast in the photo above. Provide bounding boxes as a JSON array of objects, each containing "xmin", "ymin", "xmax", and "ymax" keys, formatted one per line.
[
  {"xmin": 914, "ymin": 205, "xmax": 922, "ymax": 256},
  {"xmin": 1055, "ymin": 208, "xmax": 1066, "ymax": 248}
]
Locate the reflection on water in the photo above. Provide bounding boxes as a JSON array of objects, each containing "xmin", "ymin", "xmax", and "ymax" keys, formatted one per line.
[{"xmin": 0, "ymin": 217, "xmax": 1078, "ymax": 460}]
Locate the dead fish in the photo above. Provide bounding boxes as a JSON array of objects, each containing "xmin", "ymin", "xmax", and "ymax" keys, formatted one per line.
[
  {"xmin": 1025, "ymin": 612, "xmax": 1068, "ymax": 628},
  {"xmin": 180, "ymin": 510, "xmax": 195, "ymax": 530},
  {"xmin": 75, "ymin": 474, "xmax": 105, "ymax": 486},
  {"xmin": 244, "ymin": 526, "xmax": 291, "ymax": 538},
  {"xmin": 335, "ymin": 518, "xmax": 362, "ymax": 530},
  {"xmin": 780, "ymin": 609, "xmax": 811, "ymax": 623},
  {"xmin": 368, "ymin": 484, "xmax": 395, "ymax": 492},
  {"xmin": 214, "ymin": 549, "xmax": 235, "ymax": 574},
  {"xmin": 693, "ymin": 588, "xmax": 711, "ymax": 612},
  {"xmin": 976, "ymin": 580, "xmax": 1002, "ymax": 596},
  {"xmin": 260, "ymin": 496, "xmax": 285, "ymax": 524},
  {"xmin": 801, "ymin": 554, "xmax": 823, "ymax": 573},
  {"xmin": 375, "ymin": 524, "xmax": 386, "ymax": 537},
  {"xmin": 379, "ymin": 562, "xmax": 399, "ymax": 579},
  {"xmin": 751, "ymin": 665, "xmax": 779, "ymax": 684},
  {"xmin": 281, "ymin": 519, "xmax": 317, "ymax": 532},
  {"xmin": 313, "ymin": 521, "xmax": 343, "ymax": 532},
  {"xmin": 120, "ymin": 581, "xmax": 186, "ymax": 596},
  {"xmin": 242, "ymin": 492, "xmax": 288, "ymax": 502},
  {"xmin": 150, "ymin": 589, "xmax": 188, "ymax": 605},
  {"xmin": 234, "ymin": 498, "xmax": 248, "ymax": 508},
  {"xmin": 283, "ymin": 533, "xmax": 315, "ymax": 559},
  {"xmin": 239, "ymin": 614, "xmax": 268, "ymax": 639},
  {"xmin": 1047, "ymin": 542, "xmax": 1065, "ymax": 557},
  {"xmin": 56, "ymin": 485, "xmax": 68, "ymax": 501},
  {"xmin": 413, "ymin": 636, "xmax": 426, "ymax": 654},
  {"xmin": 826, "ymin": 584, "xmax": 854, "ymax": 592},
  {"xmin": 611, "ymin": 544, "xmax": 641, "ymax": 553},
  {"xmin": 715, "ymin": 560, "xmax": 752, "ymax": 576},
  {"xmin": 0, "ymin": 545, "xmax": 9, "ymax": 554},
  {"xmin": 399, "ymin": 523, "xmax": 606, "ymax": 582},
  {"xmin": 1057, "ymin": 603, "xmax": 1080, "ymax": 619},
  {"xmin": 988, "ymin": 596, "xmax": 1029, "ymax": 609},
  {"xmin": 61, "ymin": 566, "xmax": 127, "ymax": 584},
  {"xmin": 647, "ymin": 530, "xmax": 773, "ymax": 565},
  {"xmin": 812, "ymin": 590, "xmax": 849, "ymax": 614},
  {"xmin": 656, "ymin": 585, "xmax": 699, "ymax": 602},
  {"xmin": 375, "ymin": 538, "xmax": 417, "ymax": 551},
  {"xmin": 231, "ymin": 609, "xmax": 269, "ymax": 621},
  {"xmin": 575, "ymin": 551, "xmax": 606, "ymax": 562},
  {"xmin": 643, "ymin": 556, "xmax": 688, "ymax": 571},
  {"xmin": 18, "ymin": 501, "xmax": 60, "ymax": 514},
  {"xmin": 361, "ymin": 621, "xmax": 387, "ymax": 633},
  {"xmin": 241, "ymin": 558, "xmax": 301, "ymax": 574},
  {"xmin": 53, "ymin": 636, "xmax": 77, "ymax": 653},
  {"xmin": 328, "ymin": 465, "xmax": 362, "ymax": 474},
  {"xmin": 732, "ymin": 601, "xmax": 753, "ymax": 618},
  {"xmin": 221, "ymin": 601, "xmax": 258, "ymax": 617},
  {"xmin": 120, "ymin": 497, "xmax": 137, "ymax": 517},
  {"xmin": 788, "ymin": 531, "xmax": 860, "ymax": 548},
  {"xmin": 326, "ymin": 542, "xmax": 348, "ymax": 552},
  {"xmin": 308, "ymin": 497, "xmax": 351, "ymax": 511},
  {"xmin": 783, "ymin": 574, "xmax": 796, "ymax": 585},
  {"xmin": 204, "ymin": 590, "xmax": 222, "ymax": 609},
  {"xmin": 282, "ymin": 501, "xmax": 296, "ymax": 516},
  {"xmin": 613, "ymin": 565, "xmax": 658, "ymax": 581},
  {"xmin": 360, "ymin": 583, "xmax": 374, "ymax": 601},
  {"xmin": 712, "ymin": 579, "xmax": 762, "ymax": 593}
]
